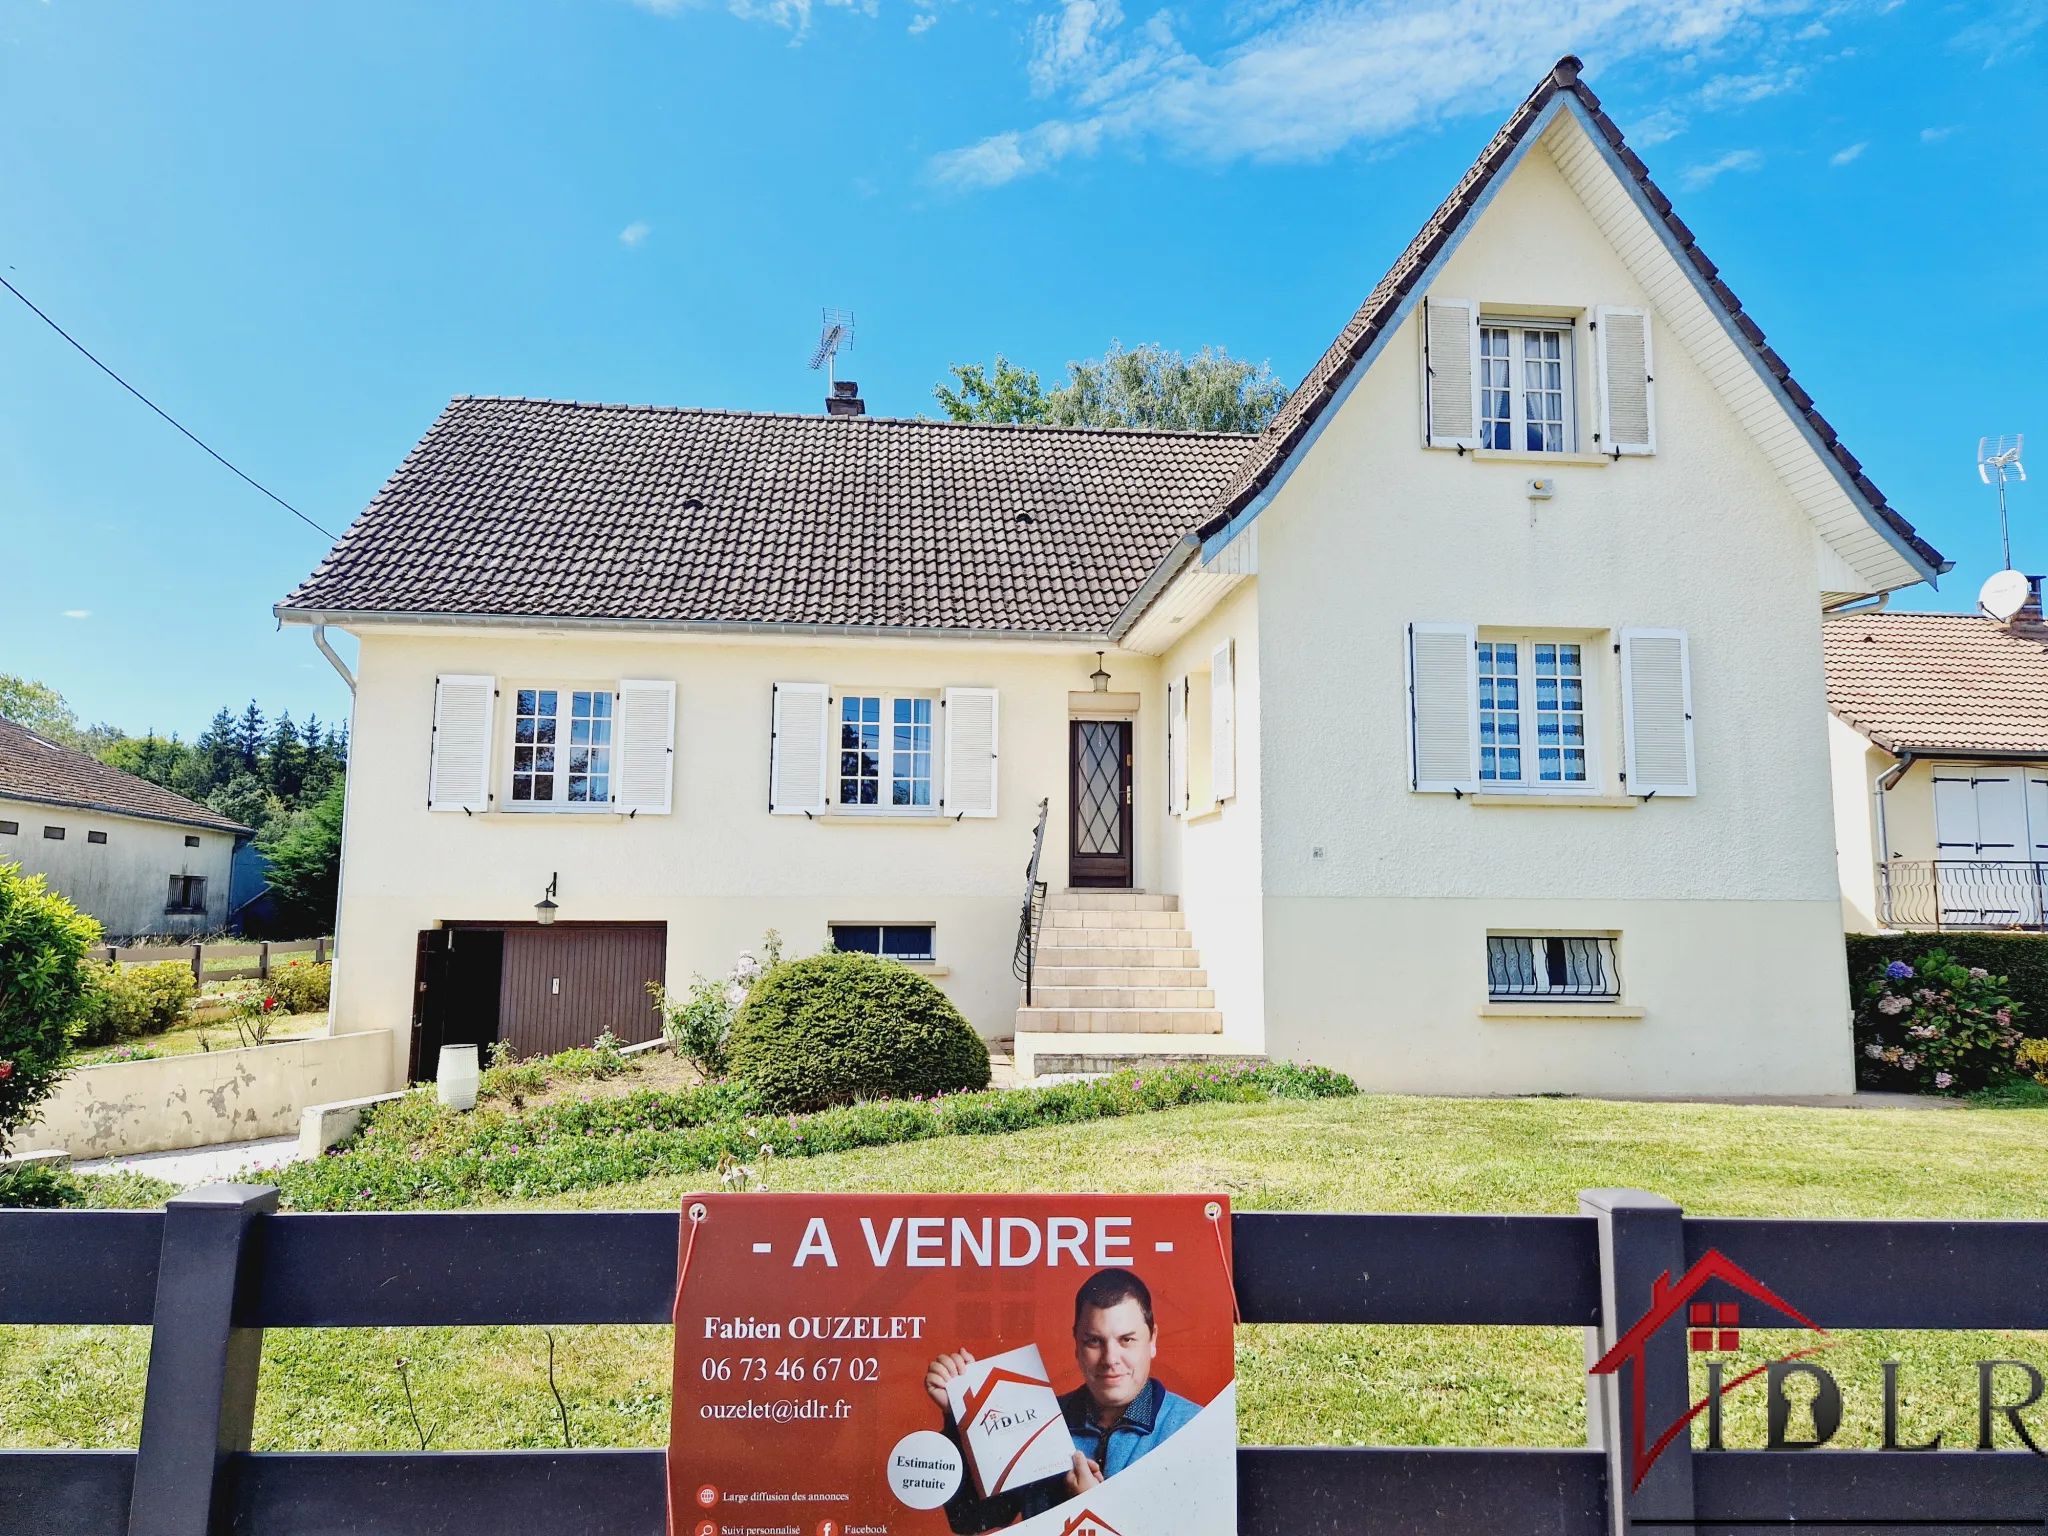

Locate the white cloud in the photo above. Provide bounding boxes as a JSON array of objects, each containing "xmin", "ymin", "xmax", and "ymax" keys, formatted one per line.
[
  {"xmin": 619, "ymin": 221, "xmax": 652, "ymax": 246},
  {"xmin": 1626, "ymin": 107, "xmax": 1688, "ymax": 146},
  {"xmin": 1920, "ymin": 124, "xmax": 1960, "ymax": 142},
  {"xmin": 928, "ymin": 0, "xmax": 1857, "ymax": 191},
  {"xmin": 908, "ymin": 10, "xmax": 937, "ymax": 30},
  {"xmin": 62, "ymin": 609, "xmax": 90, "ymax": 619},
  {"xmin": 1681, "ymin": 147, "xmax": 1762, "ymax": 187},
  {"xmin": 1828, "ymin": 140, "xmax": 1867, "ymax": 165}
]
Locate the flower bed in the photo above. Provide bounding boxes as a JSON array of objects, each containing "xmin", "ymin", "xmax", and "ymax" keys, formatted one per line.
[{"xmin": 276, "ymin": 1061, "xmax": 1356, "ymax": 1212}]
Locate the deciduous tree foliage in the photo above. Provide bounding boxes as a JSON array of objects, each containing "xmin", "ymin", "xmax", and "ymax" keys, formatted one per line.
[
  {"xmin": 0, "ymin": 863, "xmax": 100, "ymax": 1154},
  {"xmin": 934, "ymin": 342, "xmax": 1289, "ymax": 434}
]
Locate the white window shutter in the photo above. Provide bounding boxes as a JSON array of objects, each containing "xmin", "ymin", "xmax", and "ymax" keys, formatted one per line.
[
  {"xmin": 1422, "ymin": 297, "xmax": 1481, "ymax": 450},
  {"xmin": 1595, "ymin": 306, "xmax": 1656, "ymax": 455},
  {"xmin": 1211, "ymin": 641, "xmax": 1236, "ymax": 801},
  {"xmin": 1972, "ymin": 770, "xmax": 2027, "ymax": 857},
  {"xmin": 2026, "ymin": 773, "xmax": 2048, "ymax": 859},
  {"xmin": 428, "ymin": 675, "xmax": 494, "ymax": 812},
  {"xmin": 616, "ymin": 679, "xmax": 676, "ymax": 814},
  {"xmin": 1168, "ymin": 678, "xmax": 1188, "ymax": 816},
  {"xmin": 943, "ymin": 687, "xmax": 999, "ymax": 818},
  {"xmin": 1620, "ymin": 628, "xmax": 1695, "ymax": 796},
  {"xmin": 769, "ymin": 683, "xmax": 829, "ymax": 815},
  {"xmin": 1407, "ymin": 624, "xmax": 1478, "ymax": 792}
]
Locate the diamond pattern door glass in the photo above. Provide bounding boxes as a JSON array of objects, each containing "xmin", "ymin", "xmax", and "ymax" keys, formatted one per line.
[{"xmin": 1076, "ymin": 721, "xmax": 1124, "ymax": 855}]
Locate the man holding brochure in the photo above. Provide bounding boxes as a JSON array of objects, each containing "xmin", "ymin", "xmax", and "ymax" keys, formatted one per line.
[{"xmin": 924, "ymin": 1268, "xmax": 1200, "ymax": 1534}]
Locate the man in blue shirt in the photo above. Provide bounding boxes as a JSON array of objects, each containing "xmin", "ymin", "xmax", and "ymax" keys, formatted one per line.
[{"xmin": 925, "ymin": 1268, "xmax": 1201, "ymax": 1534}]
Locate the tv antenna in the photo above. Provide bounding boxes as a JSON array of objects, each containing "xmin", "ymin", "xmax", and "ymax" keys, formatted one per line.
[
  {"xmin": 1978, "ymin": 434, "xmax": 2026, "ymax": 570},
  {"xmin": 808, "ymin": 308, "xmax": 855, "ymax": 387}
]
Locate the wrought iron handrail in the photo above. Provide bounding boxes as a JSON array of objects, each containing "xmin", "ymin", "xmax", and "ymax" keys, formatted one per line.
[
  {"xmin": 1876, "ymin": 859, "xmax": 2048, "ymax": 932},
  {"xmin": 1013, "ymin": 796, "xmax": 1050, "ymax": 1004}
]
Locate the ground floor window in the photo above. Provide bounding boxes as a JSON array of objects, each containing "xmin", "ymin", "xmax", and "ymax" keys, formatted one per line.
[
  {"xmin": 831, "ymin": 923, "xmax": 936, "ymax": 961},
  {"xmin": 1487, "ymin": 935, "xmax": 1617, "ymax": 999},
  {"xmin": 166, "ymin": 875, "xmax": 208, "ymax": 915}
]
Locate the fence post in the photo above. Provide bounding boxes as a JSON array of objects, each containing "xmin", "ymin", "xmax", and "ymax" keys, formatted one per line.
[
  {"xmin": 259, "ymin": 941, "xmax": 270, "ymax": 981},
  {"xmin": 1582, "ymin": 1188, "xmax": 1694, "ymax": 1536},
  {"xmin": 129, "ymin": 1182, "xmax": 276, "ymax": 1536},
  {"xmin": 190, "ymin": 943, "xmax": 204, "ymax": 987},
  {"xmin": 315, "ymin": 936, "xmax": 327, "ymax": 964}
]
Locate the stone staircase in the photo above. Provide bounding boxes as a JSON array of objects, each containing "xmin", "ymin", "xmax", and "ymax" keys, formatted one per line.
[{"xmin": 1014, "ymin": 891, "xmax": 1222, "ymax": 1036}]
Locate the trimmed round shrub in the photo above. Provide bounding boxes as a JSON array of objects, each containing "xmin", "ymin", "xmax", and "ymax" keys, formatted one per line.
[
  {"xmin": 0, "ymin": 862, "xmax": 100, "ymax": 1154},
  {"xmin": 269, "ymin": 959, "xmax": 332, "ymax": 1015},
  {"xmin": 726, "ymin": 951, "xmax": 990, "ymax": 1112},
  {"xmin": 76, "ymin": 960, "xmax": 196, "ymax": 1046}
]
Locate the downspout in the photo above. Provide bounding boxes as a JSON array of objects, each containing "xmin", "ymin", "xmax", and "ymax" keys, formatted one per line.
[
  {"xmin": 312, "ymin": 624, "xmax": 357, "ymax": 692},
  {"xmin": 1873, "ymin": 751, "xmax": 1914, "ymax": 927},
  {"xmin": 309, "ymin": 624, "xmax": 358, "ymax": 1046}
]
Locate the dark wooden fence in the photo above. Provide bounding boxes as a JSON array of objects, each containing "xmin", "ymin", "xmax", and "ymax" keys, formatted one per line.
[{"xmin": 3, "ymin": 1186, "xmax": 2046, "ymax": 1535}]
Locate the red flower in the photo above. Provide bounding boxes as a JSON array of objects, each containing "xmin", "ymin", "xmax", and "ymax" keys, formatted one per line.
[{"xmin": 0, "ymin": 1061, "xmax": 13, "ymax": 1081}]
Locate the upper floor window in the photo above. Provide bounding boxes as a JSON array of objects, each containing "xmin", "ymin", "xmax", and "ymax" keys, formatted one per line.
[
  {"xmin": 1478, "ymin": 639, "xmax": 1587, "ymax": 786},
  {"xmin": 838, "ymin": 695, "xmax": 933, "ymax": 810},
  {"xmin": 511, "ymin": 687, "xmax": 614, "ymax": 806},
  {"xmin": 1479, "ymin": 321, "xmax": 1574, "ymax": 453}
]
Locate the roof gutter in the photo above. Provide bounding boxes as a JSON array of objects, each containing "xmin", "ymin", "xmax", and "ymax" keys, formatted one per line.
[
  {"xmin": 1106, "ymin": 533, "xmax": 1202, "ymax": 644},
  {"xmin": 276, "ymin": 605, "xmax": 1121, "ymax": 648}
]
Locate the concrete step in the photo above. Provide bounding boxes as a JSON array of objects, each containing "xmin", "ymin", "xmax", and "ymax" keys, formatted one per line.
[
  {"xmin": 1012, "ymin": 1007, "xmax": 1225, "ymax": 1035},
  {"xmin": 1029, "ymin": 946, "xmax": 1205, "ymax": 969},
  {"xmin": 1038, "ymin": 925, "xmax": 1194, "ymax": 949},
  {"xmin": 1032, "ymin": 966, "xmax": 1210, "ymax": 988},
  {"xmin": 1050, "ymin": 890, "xmax": 1178, "ymax": 912},
  {"xmin": 1014, "ymin": 1033, "xmax": 1267, "ymax": 1080},
  {"xmin": 1046, "ymin": 907, "xmax": 1185, "ymax": 931},
  {"xmin": 1024, "ymin": 986, "xmax": 1217, "ymax": 1009}
]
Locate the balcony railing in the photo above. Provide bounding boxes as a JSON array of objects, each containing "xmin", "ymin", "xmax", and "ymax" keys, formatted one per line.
[{"xmin": 1877, "ymin": 859, "xmax": 2048, "ymax": 931}]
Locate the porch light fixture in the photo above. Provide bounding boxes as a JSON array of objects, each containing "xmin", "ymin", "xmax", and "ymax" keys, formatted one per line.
[
  {"xmin": 535, "ymin": 872, "xmax": 559, "ymax": 926},
  {"xmin": 1090, "ymin": 651, "xmax": 1112, "ymax": 693}
]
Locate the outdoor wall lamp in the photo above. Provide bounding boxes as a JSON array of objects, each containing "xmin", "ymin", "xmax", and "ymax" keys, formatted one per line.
[
  {"xmin": 1090, "ymin": 651, "xmax": 1113, "ymax": 692},
  {"xmin": 535, "ymin": 872, "xmax": 559, "ymax": 925}
]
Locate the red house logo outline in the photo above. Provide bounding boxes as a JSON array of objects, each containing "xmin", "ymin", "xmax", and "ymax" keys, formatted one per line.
[
  {"xmin": 958, "ymin": 1366, "xmax": 1069, "ymax": 1493},
  {"xmin": 1588, "ymin": 1248, "xmax": 1829, "ymax": 1490},
  {"xmin": 1060, "ymin": 1510, "xmax": 1124, "ymax": 1536}
]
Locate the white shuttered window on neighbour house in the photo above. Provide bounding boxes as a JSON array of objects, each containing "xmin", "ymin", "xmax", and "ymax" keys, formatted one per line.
[
  {"xmin": 942, "ymin": 688, "xmax": 999, "ymax": 818},
  {"xmin": 428, "ymin": 675, "xmax": 495, "ymax": 812},
  {"xmin": 1618, "ymin": 629, "xmax": 1695, "ymax": 796},
  {"xmin": 615, "ymin": 679, "xmax": 677, "ymax": 815},
  {"xmin": 1210, "ymin": 641, "xmax": 1236, "ymax": 802},
  {"xmin": 1933, "ymin": 767, "xmax": 2028, "ymax": 859},
  {"xmin": 1167, "ymin": 677, "xmax": 1188, "ymax": 816},
  {"xmin": 769, "ymin": 683, "xmax": 830, "ymax": 815},
  {"xmin": 1594, "ymin": 307, "xmax": 1656, "ymax": 456},
  {"xmin": 1407, "ymin": 623, "xmax": 1479, "ymax": 792},
  {"xmin": 1421, "ymin": 297, "xmax": 1481, "ymax": 450}
]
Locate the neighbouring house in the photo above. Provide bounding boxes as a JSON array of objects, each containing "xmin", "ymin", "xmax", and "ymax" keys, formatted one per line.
[
  {"xmin": 280, "ymin": 57, "xmax": 1947, "ymax": 1096},
  {"xmin": 1825, "ymin": 589, "xmax": 2048, "ymax": 935},
  {"xmin": 0, "ymin": 716, "xmax": 251, "ymax": 939}
]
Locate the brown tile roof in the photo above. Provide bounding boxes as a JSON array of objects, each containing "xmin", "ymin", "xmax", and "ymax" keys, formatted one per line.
[
  {"xmin": 280, "ymin": 398, "xmax": 1253, "ymax": 637},
  {"xmin": 0, "ymin": 718, "xmax": 249, "ymax": 834},
  {"xmin": 1824, "ymin": 611, "xmax": 2048, "ymax": 756},
  {"xmin": 1193, "ymin": 57, "xmax": 1946, "ymax": 581}
]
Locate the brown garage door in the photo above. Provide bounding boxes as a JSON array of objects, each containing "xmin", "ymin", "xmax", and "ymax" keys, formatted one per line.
[{"xmin": 498, "ymin": 923, "xmax": 666, "ymax": 1058}]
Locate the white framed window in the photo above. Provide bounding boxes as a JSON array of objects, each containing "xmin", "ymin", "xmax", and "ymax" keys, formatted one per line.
[
  {"xmin": 837, "ymin": 694, "xmax": 936, "ymax": 811},
  {"xmin": 1477, "ymin": 638, "xmax": 1588, "ymax": 787},
  {"xmin": 1478, "ymin": 320, "xmax": 1574, "ymax": 454},
  {"xmin": 830, "ymin": 923, "xmax": 936, "ymax": 961},
  {"xmin": 1488, "ymin": 935, "xmax": 1618, "ymax": 1000},
  {"xmin": 509, "ymin": 686, "xmax": 615, "ymax": 808}
]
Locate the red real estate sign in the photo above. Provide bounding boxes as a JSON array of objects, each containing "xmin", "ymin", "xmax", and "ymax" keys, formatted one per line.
[{"xmin": 669, "ymin": 1194, "xmax": 1237, "ymax": 1536}]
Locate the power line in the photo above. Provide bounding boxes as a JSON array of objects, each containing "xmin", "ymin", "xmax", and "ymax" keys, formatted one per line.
[{"xmin": 0, "ymin": 273, "xmax": 336, "ymax": 540}]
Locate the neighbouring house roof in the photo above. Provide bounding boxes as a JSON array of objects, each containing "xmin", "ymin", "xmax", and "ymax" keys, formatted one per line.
[
  {"xmin": 1191, "ymin": 56, "xmax": 1947, "ymax": 584},
  {"xmin": 0, "ymin": 718, "xmax": 250, "ymax": 835},
  {"xmin": 278, "ymin": 398, "xmax": 1253, "ymax": 638},
  {"xmin": 1823, "ymin": 611, "xmax": 2048, "ymax": 756}
]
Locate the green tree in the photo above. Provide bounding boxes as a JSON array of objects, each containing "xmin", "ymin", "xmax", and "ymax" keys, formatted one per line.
[
  {"xmin": 0, "ymin": 675, "xmax": 81, "ymax": 745},
  {"xmin": 265, "ymin": 713, "xmax": 308, "ymax": 802},
  {"xmin": 0, "ymin": 863, "xmax": 100, "ymax": 1155},
  {"xmin": 236, "ymin": 701, "xmax": 267, "ymax": 773},
  {"xmin": 259, "ymin": 780, "xmax": 343, "ymax": 937},
  {"xmin": 934, "ymin": 342, "xmax": 1289, "ymax": 434},
  {"xmin": 932, "ymin": 355, "xmax": 1050, "ymax": 425}
]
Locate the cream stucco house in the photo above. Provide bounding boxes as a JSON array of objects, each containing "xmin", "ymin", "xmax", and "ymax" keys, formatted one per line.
[
  {"xmin": 1827, "ymin": 594, "xmax": 2048, "ymax": 935},
  {"xmin": 282, "ymin": 58, "xmax": 1947, "ymax": 1096}
]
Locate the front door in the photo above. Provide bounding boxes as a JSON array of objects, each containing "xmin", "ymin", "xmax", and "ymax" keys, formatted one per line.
[{"xmin": 1070, "ymin": 719, "xmax": 1133, "ymax": 888}]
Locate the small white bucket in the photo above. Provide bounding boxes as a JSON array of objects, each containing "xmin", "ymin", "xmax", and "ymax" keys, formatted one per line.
[{"xmin": 437, "ymin": 1044, "xmax": 481, "ymax": 1111}]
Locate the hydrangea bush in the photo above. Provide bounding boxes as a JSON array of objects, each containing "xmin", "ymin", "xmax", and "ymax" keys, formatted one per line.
[{"xmin": 1855, "ymin": 949, "xmax": 2025, "ymax": 1094}]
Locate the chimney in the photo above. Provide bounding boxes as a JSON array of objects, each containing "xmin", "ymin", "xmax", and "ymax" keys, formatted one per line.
[
  {"xmin": 2015, "ymin": 576, "xmax": 2045, "ymax": 630},
  {"xmin": 826, "ymin": 380, "xmax": 866, "ymax": 417}
]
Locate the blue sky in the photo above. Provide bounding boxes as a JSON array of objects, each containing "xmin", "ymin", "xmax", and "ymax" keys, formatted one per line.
[{"xmin": 2, "ymin": 0, "xmax": 2042, "ymax": 740}]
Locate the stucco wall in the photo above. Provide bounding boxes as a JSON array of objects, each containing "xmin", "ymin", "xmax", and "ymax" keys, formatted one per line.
[
  {"xmin": 333, "ymin": 630, "xmax": 1161, "ymax": 1081},
  {"xmin": 1243, "ymin": 131, "xmax": 1857, "ymax": 1092},
  {"xmin": 0, "ymin": 798, "xmax": 236, "ymax": 939},
  {"xmin": 1157, "ymin": 582, "xmax": 1265, "ymax": 1050},
  {"xmin": 13, "ymin": 1030, "xmax": 393, "ymax": 1158},
  {"xmin": 1827, "ymin": 713, "xmax": 1887, "ymax": 933}
]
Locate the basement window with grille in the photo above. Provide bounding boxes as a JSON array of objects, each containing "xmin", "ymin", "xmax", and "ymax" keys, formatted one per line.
[
  {"xmin": 830, "ymin": 924, "xmax": 937, "ymax": 962},
  {"xmin": 1487, "ymin": 935, "xmax": 1619, "ymax": 1000}
]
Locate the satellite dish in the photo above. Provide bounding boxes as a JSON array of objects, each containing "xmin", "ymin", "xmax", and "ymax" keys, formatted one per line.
[{"xmin": 1979, "ymin": 568, "xmax": 2031, "ymax": 622}]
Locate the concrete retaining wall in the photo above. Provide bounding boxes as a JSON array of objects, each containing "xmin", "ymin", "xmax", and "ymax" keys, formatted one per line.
[{"xmin": 12, "ymin": 1031, "xmax": 397, "ymax": 1159}]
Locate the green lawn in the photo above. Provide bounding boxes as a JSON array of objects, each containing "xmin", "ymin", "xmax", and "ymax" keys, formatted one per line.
[{"xmin": 5, "ymin": 1093, "xmax": 2046, "ymax": 1454}]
